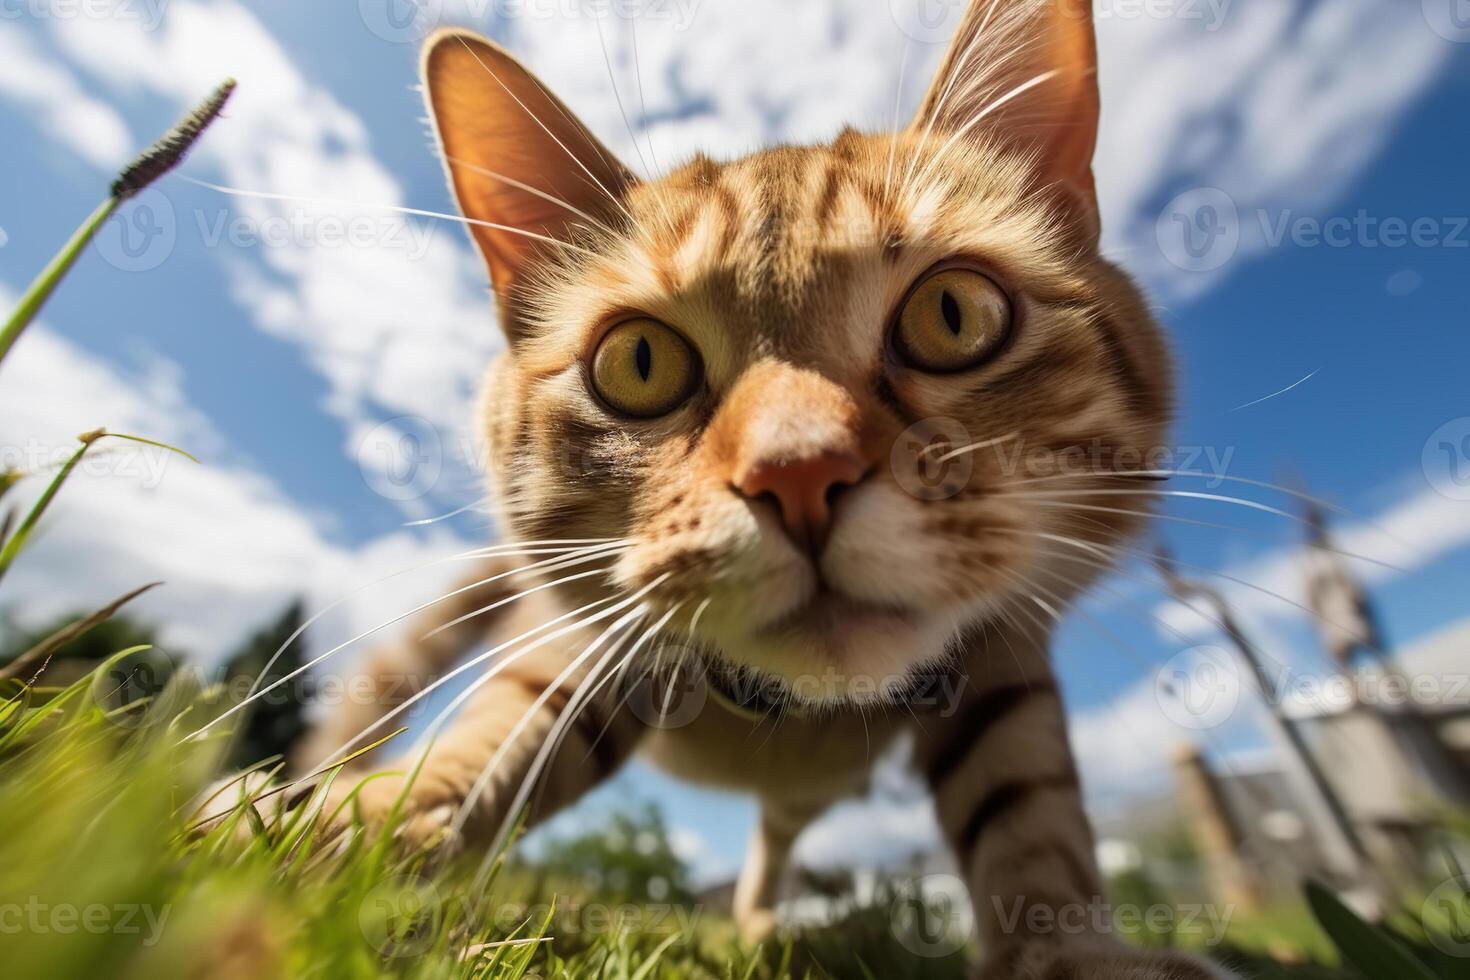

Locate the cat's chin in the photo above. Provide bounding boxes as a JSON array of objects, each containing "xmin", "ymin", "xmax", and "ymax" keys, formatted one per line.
[{"xmin": 703, "ymin": 594, "xmax": 955, "ymax": 709}]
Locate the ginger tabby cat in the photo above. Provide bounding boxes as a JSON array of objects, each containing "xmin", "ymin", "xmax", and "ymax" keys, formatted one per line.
[{"xmin": 294, "ymin": 2, "xmax": 1228, "ymax": 976}]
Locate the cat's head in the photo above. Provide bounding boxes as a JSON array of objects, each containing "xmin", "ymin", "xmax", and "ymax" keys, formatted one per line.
[{"xmin": 422, "ymin": 0, "xmax": 1171, "ymax": 707}]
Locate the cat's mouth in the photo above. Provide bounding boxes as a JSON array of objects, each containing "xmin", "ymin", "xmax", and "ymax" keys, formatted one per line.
[
  {"xmin": 701, "ymin": 648, "xmax": 952, "ymax": 716},
  {"xmin": 758, "ymin": 584, "xmax": 915, "ymax": 641}
]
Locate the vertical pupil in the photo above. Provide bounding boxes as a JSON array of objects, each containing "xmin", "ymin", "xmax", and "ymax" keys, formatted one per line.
[
  {"xmin": 635, "ymin": 335, "xmax": 653, "ymax": 382},
  {"xmin": 940, "ymin": 290, "xmax": 963, "ymax": 336}
]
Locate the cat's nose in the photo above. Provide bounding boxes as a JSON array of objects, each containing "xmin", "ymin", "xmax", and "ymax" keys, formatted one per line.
[{"xmin": 737, "ymin": 450, "xmax": 869, "ymax": 554}]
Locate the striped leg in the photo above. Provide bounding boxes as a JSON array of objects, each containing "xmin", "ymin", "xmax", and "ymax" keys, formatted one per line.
[
  {"xmin": 314, "ymin": 618, "xmax": 646, "ymax": 850},
  {"xmin": 732, "ymin": 798, "xmax": 825, "ymax": 942},
  {"xmin": 291, "ymin": 556, "xmax": 531, "ymax": 775},
  {"xmin": 924, "ymin": 622, "xmax": 1227, "ymax": 978}
]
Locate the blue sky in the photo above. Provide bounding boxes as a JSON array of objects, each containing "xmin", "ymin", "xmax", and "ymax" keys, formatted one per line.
[{"xmin": 2, "ymin": 0, "xmax": 1469, "ymax": 879}]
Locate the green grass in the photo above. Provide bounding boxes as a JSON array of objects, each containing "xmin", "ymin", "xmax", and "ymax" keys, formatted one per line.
[
  {"xmin": 0, "ymin": 666, "xmax": 693, "ymax": 979},
  {"xmin": 0, "ymin": 654, "xmax": 1429, "ymax": 980},
  {"xmin": 0, "ymin": 664, "xmax": 982, "ymax": 979},
  {"xmin": 6, "ymin": 70, "xmax": 1468, "ymax": 980}
]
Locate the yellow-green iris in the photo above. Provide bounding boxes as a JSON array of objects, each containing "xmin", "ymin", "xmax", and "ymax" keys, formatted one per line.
[
  {"xmin": 591, "ymin": 318, "xmax": 700, "ymax": 417},
  {"xmin": 895, "ymin": 268, "xmax": 1012, "ymax": 372}
]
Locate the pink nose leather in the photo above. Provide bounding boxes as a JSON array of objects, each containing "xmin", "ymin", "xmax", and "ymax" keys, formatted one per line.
[{"xmin": 737, "ymin": 450, "xmax": 868, "ymax": 552}]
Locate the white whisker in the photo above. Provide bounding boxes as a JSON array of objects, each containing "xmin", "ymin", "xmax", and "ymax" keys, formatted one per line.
[
  {"xmin": 928, "ymin": 429, "xmax": 1020, "ymax": 462},
  {"xmin": 1229, "ymin": 367, "xmax": 1320, "ymax": 413},
  {"xmin": 687, "ymin": 595, "xmax": 714, "ymax": 638},
  {"xmin": 418, "ymin": 545, "xmax": 629, "ymax": 640},
  {"xmin": 182, "ymin": 176, "xmax": 600, "ymax": 257},
  {"xmin": 444, "ymin": 155, "xmax": 619, "ymax": 236},
  {"xmin": 493, "ymin": 601, "xmax": 684, "ymax": 873},
  {"xmin": 402, "ymin": 498, "xmax": 491, "ymax": 527},
  {"xmin": 458, "ymin": 606, "xmax": 645, "ymax": 847},
  {"xmin": 583, "ymin": 604, "xmax": 684, "ymax": 764},
  {"xmin": 449, "ymin": 35, "xmax": 638, "ymax": 228},
  {"xmin": 1006, "ymin": 498, "xmax": 1401, "ymax": 573},
  {"xmin": 183, "ymin": 541, "xmax": 626, "ymax": 742}
]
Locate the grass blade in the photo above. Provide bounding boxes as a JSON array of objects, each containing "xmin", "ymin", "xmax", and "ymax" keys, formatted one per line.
[
  {"xmin": 0, "ymin": 199, "xmax": 118, "ymax": 369},
  {"xmin": 0, "ymin": 581, "xmax": 162, "ymax": 685},
  {"xmin": 1304, "ymin": 879, "xmax": 1438, "ymax": 980},
  {"xmin": 0, "ymin": 79, "xmax": 235, "ymax": 372},
  {"xmin": 0, "ymin": 429, "xmax": 197, "ymax": 586}
]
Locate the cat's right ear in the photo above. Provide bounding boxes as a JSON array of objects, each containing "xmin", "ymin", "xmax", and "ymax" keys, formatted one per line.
[
  {"xmin": 421, "ymin": 30, "xmax": 635, "ymax": 311},
  {"xmin": 909, "ymin": 0, "xmax": 1101, "ymax": 242}
]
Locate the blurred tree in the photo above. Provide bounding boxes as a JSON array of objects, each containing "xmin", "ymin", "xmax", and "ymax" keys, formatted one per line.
[
  {"xmin": 218, "ymin": 599, "xmax": 311, "ymax": 770},
  {"xmin": 1, "ymin": 611, "xmax": 159, "ymax": 665},
  {"xmin": 536, "ymin": 801, "xmax": 695, "ymax": 904},
  {"xmin": 1108, "ymin": 867, "xmax": 1177, "ymax": 949}
]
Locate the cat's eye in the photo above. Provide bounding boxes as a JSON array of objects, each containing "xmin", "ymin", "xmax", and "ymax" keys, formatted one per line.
[
  {"xmin": 590, "ymin": 318, "xmax": 700, "ymax": 418},
  {"xmin": 893, "ymin": 268, "xmax": 1012, "ymax": 372}
]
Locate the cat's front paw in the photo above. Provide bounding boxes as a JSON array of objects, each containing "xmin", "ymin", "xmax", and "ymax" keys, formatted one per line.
[
  {"xmin": 315, "ymin": 774, "xmax": 465, "ymax": 853},
  {"xmin": 980, "ymin": 943, "xmax": 1231, "ymax": 980}
]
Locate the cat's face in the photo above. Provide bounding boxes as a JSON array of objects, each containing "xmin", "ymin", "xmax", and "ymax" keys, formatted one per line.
[{"xmin": 425, "ymin": 0, "xmax": 1171, "ymax": 706}]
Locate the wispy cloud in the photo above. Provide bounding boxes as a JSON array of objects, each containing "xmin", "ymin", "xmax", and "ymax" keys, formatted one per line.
[
  {"xmin": 0, "ymin": 27, "xmax": 132, "ymax": 167},
  {"xmin": 46, "ymin": 0, "xmax": 498, "ymax": 514},
  {"xmin": 1155, "ymin": 483, "xmax": 1470, "ymax": 645},
  {"xmin": 0, "ymin": 284, "xmax": 470, "ymax": 664}
]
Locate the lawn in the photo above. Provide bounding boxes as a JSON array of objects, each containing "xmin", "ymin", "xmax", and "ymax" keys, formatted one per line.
[
  {"xmin": 0, "ymin": 656, "xmax": 1417, "ymax": 980},
  {"xmin": 3, "ymin": 75, "xmax": 1466, "ymax": 980}
]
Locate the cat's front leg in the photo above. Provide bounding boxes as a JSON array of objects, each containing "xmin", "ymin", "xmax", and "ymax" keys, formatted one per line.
[
  {"xmin": 923, "ymin": 624, "xmax": 1229, "ymax": 979},
  {"xmin": 313, "ymin": 642, "xmax": 645, "ymax": 850}
]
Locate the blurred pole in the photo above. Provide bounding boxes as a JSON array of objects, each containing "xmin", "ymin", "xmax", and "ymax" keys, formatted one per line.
[
  {"xmin": 1153, "ymin": 546, "xmax": 1384, "ymax": 899},
  {"xmin": 1301, "ymin": 497, "xmax": 1470, "ymax": 803}
]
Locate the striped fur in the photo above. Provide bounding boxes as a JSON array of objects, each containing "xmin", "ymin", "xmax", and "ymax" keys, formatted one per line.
[{"xmin": 301, "ymin": 4, "xmax": 1227, "ymax": 976}]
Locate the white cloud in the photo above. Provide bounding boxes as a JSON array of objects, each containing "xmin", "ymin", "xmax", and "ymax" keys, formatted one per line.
[
  {"xmin": 465, "ymin": 0, "xmax": 1452, "ymax": 304},
  {"xmin": 0, "ymin": 27, "xmax": 132, "ymax": 167},
  {"xmin": 1096, "ymin": 1, "xmax": 1454, "ymax": 301},
  {"xmin": 48, "ymin": 0, "xmax": 498, "ymax": 511},
  {"xmin": 1155, "ymin": 484, "xmax": 1470, "ymax": 645},
  {"xmin": 667, "ymin": 825, "xmax": 731, "ymax": 886},
  {"xmin": 792, "ymin": 735, "xmax": 945, "ymax": 870},
  {"xmin": 0, "ymin": 286, "xmax": 469, "ymax": 664},
  {"xmin": 23, "ymin": 0, "xmax": 1448, "ymax": 501}
]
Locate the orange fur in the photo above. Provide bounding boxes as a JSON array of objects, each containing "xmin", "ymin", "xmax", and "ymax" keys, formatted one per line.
[{"xmin": 299, "ymin": 5, "xmax": 1228, "ymax": 977}]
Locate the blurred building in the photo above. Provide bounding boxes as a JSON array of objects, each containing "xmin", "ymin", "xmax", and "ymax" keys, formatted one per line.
[{"xmin": 1172, "ymin": 617, "xmax": 1470, "ymax": 906}]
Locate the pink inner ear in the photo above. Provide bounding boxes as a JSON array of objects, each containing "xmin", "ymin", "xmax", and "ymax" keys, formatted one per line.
[
  {"xmin": 422, "ymin": 30, "xmax": 635, "ymax": 301},
  {"xmin": 908, "ymin": 0, "xmax": 1101, "ymax": 214}
]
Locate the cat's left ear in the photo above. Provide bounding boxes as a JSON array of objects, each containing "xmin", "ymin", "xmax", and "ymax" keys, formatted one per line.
[
  {"xmin": 910, "ymin": 0, "xmax": 1100, "ymax": 241},
  {"xmin": 422, "ymin": 30, "xmax": 635, "ymax": 324}
]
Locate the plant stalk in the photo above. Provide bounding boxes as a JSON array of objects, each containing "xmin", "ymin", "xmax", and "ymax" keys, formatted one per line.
[
  {"xmin": 0, "ymin": 198, "xmax": 118, "ymax": 367},
  {"xmin": 0, "ymin": 78, "xmax": 235, "ymax": 374}
]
